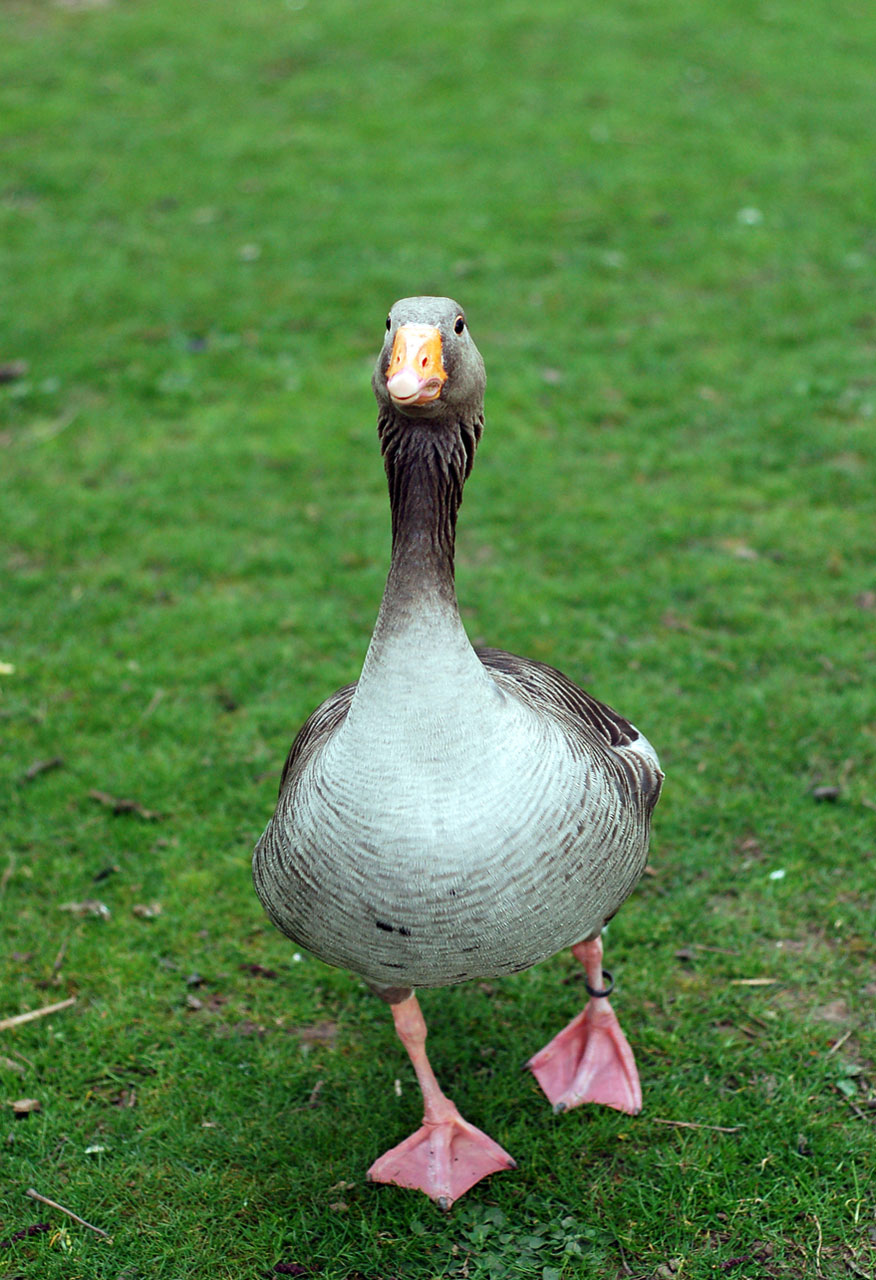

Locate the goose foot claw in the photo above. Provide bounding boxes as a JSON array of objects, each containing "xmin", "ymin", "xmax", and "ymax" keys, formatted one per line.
[{"xmin": 367, "ymin": 1107, "xmax": 516, "ymax": 1208}]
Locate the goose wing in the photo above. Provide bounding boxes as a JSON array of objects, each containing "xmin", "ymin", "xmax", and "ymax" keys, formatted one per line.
[
  {"xmin": 477, "ymin": 647, "xmax": 663, "ymax": 811},
  {"xmin": 276, "ymin": 682, "xmax": 357, "ymax": 796}
]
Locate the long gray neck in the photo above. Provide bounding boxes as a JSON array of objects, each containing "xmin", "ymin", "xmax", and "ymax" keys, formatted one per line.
[{"xmin": 341, "ymin": 402, "xmax": 495, "ymax": 749}]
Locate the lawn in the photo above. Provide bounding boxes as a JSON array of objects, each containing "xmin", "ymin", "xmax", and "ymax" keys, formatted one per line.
[{"xmin": 1, "ymin": 0, "xmax": 875, "ymax": 1276}]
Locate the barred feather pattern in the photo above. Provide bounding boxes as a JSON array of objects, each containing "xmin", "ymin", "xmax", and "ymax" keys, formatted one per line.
[{"xmin": 253, "ymin": 624, "xmax": 662, "ymax": 992}]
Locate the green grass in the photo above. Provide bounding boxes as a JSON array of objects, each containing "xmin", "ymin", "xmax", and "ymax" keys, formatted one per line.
[{"xmin": 2, "ymin": 0, "xmax": 875, "ymax": 1276}]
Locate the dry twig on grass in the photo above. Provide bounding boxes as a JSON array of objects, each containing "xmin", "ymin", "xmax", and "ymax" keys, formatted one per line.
[
  {"xmin": 0, "ymin": 997, "xmax": 76, "ymax": 1032},
  {"xmin": 25, "ymin": 1188, "xmax": 112, "ymax": 1241},
  {"xmin": 88, "ymin": 789, "xmax": 162, "ymax": 820},
  {"xmin": 22, "ymin": 756, "xmax": 65, "ymax": 782},
  {"xmin": 651, "ymin": 1117, "xmax": 744, "ymax": 1133}
]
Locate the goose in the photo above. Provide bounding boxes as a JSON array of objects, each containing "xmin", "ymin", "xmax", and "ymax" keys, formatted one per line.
[{"xmin": 253, "ymin": 296, "xmax": 663, "ymax": 1208}]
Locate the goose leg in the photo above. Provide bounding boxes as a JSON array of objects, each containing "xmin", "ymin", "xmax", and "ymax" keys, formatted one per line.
[
  {"xmin": 367, "ymin": 993, "xmax": 516, "ymax": 1208},
  {"xmin": 527, "ymin": 935, "xmax": 642, "ymax": 1115}
]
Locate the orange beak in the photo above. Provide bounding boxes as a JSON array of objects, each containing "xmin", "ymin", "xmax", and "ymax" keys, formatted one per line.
[{"xmin": 386, "ymin": 325, "xmax": 448, "ymax": 406}]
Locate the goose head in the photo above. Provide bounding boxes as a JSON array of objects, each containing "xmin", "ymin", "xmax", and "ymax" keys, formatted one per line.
[{"xmin": 373, "ymin": 296, "xmax": 486, "ymax": 424}]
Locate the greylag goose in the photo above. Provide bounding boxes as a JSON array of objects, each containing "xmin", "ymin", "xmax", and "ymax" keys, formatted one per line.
[{"xmin": 253, "ymin": 296, "xmax": 663, "ymax": 1208}]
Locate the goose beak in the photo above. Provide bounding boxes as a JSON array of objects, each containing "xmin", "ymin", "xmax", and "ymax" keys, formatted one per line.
[{"xmin": 386, "ymin": 324, "xmax": 448, "ymax": 406}]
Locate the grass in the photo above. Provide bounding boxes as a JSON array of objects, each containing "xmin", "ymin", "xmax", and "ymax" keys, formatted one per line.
[{"xmin": 1, "ymin": 0, "xmax": 875, "ymax": 1275}]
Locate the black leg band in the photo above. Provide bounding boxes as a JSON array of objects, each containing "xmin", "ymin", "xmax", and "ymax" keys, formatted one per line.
[{"xmin": 584, "ymin": 968, "xmax": 614, "ymax": 998}]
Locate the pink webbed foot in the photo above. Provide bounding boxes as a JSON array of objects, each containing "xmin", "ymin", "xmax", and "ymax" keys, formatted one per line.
[
  {"xmin": 370, "ymin": 993, "xmax": 516, "ymax": 1208},
  {"xmin": 367, "ymin": 1105, "xmax": 516, "ymax": 1209},
  {"xmin": 527, "ymin": 997, "xmax": 642, "ymax": 1114},
  {"xmin": 527, "ymin": 936, "xmax": 642, "ymax": 1116}
]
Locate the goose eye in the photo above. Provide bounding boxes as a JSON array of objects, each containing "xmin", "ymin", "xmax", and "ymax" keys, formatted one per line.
[
  {"xmin": 386, "ymin": 314, "xmax": 392, "ymax": 331},
  {"xmin": 453, "ymin": 315, "xmax": 465, "ymax": 335}
]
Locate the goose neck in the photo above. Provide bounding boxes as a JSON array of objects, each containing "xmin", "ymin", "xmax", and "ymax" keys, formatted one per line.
[{"xmin": 380, "ymin": 416, "xmax": 469, "ymax": 609}]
